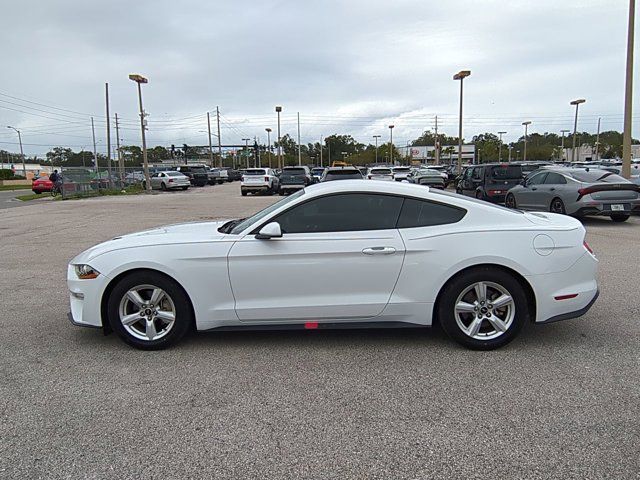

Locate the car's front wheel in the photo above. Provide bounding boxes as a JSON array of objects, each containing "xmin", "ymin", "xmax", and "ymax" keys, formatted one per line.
[
  {"xmin": 550, "ymin": 197, "xmax": 566, "ymax": 215},
  {"xmin": 438, "ymin": 267, "xmax": 529, "ymax": 350},
  {"xmin": 505, "ymin": 193, "xmax": 517, "ymax": 209},
  {"xmin": 107, "ymin": 271, "xmax": 193, "ymax": 350}
]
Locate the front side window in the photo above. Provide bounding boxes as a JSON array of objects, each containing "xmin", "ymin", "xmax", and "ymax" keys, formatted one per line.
[
  {"xmin": 527, "ymin": 172, "xmax": 548, "ymax": 185},
  {"xmin": 397, "ymin": 198, "xmax": 466, "ymax": 228},
  {"xmin": 273, "ymin": 193, "xmax": 403, "ymax": 233}
]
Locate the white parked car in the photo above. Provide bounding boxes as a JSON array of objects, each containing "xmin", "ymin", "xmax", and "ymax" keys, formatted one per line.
[
  {"xmin": 240, "ymin": 168, "xmax": 279, "ymax": 195},
  {"xmin": 392, "ymin": 166, "xmax": 411, "ymax": 181},
  {"xmin": 67, "ymin": 181, "xmax": 598, "ymax": 351},
  {"xmin": 367, "ymin": 167, "xmax": 394, "ymax": 181},
  {"xmin": 149, "ymin": 171, "xmax": 190, "ymax": 191}
]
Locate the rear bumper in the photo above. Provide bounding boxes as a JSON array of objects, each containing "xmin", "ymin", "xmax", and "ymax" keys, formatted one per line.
[
  {"xmin": 573, "ymin": 200, "xmax": 640, "ymax": 217},
  {"xmin": 242, "ymin": 184, "xmax": 270, "ymax": 191},
  {"xmin": 538, "ymin": 290, "xmax": 599, "ymax": 324},
  {"xmin": 280, "ymin": 184, "xmax": 305, "ymax": 190}
]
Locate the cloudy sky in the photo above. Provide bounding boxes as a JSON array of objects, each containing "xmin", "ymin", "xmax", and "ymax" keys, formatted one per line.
[{"xmin": 0, "ymin": 0, "xmax": 637, "ymax": 156}]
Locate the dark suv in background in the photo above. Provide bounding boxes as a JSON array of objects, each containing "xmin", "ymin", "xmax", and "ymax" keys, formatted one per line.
[
  {"xmin": 172, "ymin": 165, "xmax": 209, "ymax": 187},
  {"xmin": 278, "ymin": 166, "xmax": 313, "ymax": 194},
  {"xmin": 456, "ymin": 163, "xmax": 523, "ymax": 203}
]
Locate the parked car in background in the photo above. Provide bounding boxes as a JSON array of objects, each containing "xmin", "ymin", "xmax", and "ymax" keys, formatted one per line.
[
  {"xmin": 519, "ymin": 161, "xmax": 552, "ymax": 177},
  {"xmin": 207, "ymin": 168, "xmax": 220, "ymax": 185},
  {"xmin": 241, "ymin": 168, "xmax": 279, "ymax": 195},
  {"xmin": 279, "ymin": 166, "xmax": 313, "ymax": 195},
  {"xmin": 226, "ymin": 169, "xmax": 242, "ymax": 182},
  {"xmin": 425, "ymin": 165, "xmax": 451, "ymax": 186},
  {"xmin": 505, "ymin": 168, "xmax": 640, "ymax": 222},
  {"xmin": 392, "ymin": 166, "xmax": 412, "ymax": 181},
  {"xmin": 32, "ymin": 176, "xmax": 53, "ymax": 194},
  {"xmin": 320, "ymin": 166, "xmax": 363, "ymax": 182},
  {"xmin": 217, "ymin": 169, "xmax": 229, "ymax": 183},
  {"xmin": 149, "ymin": 171, "xmax": 190, "ymax": 191},
  {"xmin": 366, "ymin": 167, "xmax": 394, "ymax": 181},
  {"xmin": 172, "ymin": 165, "xmax": 208, "ymax": 187},
  {"xmin": 311, "ymin": 167, "xmax": 325, "ymax": 182},
  {"xmin": 408, "ymin": 168, "xmax": 446, "ymax": 188},
  {"xmin": 456, "ymin": 163, "xmax": 523, "ymax": 203},
  {"xmin": 67, "ymin": 180, "xmax": 599, "ymax": 351}
]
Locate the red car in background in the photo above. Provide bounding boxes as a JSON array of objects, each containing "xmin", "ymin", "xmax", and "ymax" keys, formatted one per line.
[{"xmin": 32, "ymin": 176, "xmax": 53, "ymax": 194}]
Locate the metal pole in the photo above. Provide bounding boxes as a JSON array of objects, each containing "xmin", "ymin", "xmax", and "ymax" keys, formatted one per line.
[
  {"xmin": 572, "ymin": 103, "xmax": 579, "ymax": 162},
  {"xmin": 91, "ymin": 117, "xmax": 98, "ymax": 173},
  {"xmin": 7, "ymin": 127, "xmax": 26, "ymax": 177},
  {"xmin": 374, "ymin": 135, "xmax": 379, "ymax": 163},
  {"xmin": 560, "ymin": 129, "xmax": 570, "ymax": 162},
  {"xmin": 276, "ymin": 106, "xmax": 282, "ymax": 169},
  {"xmin": 136, "ymin": 82, "xmax": 151, "ymax": 191},
  {"xmin": 508, "ymin": 146, "xmax": 512, "ymax": 162},
  {"xmin": 498, "ymin": 131, "xmax": 506, "ymax": 162},
  {"xmin": 434, "ymin": 115, "xmax": 439, "ymax": 165},
  {"xmin": 457, "ymin": 79, "xmax": 464, "ymax": 174},
  {"xmin": 207, "ymin": 112, "xmax": 214, "ymax": 167},
  {"xmin": 389, "ymin": 126, "xmax": 394, "ymax": 164},
  {"xmin": 115, "ymin": 113, "xmax": 123, "ymax": 181},
  {"xmin": 216, "ymin": 106, "xmax": 223, "ymax": 168},
  {"xmin": 267, "ymin": 130, "xmax": 272, "ymax": 168},
  {"xmin": 105, "ymin": 83, "xmax": 113, "ymax": 187},
  {"xmin": 319, "ymin": 135, "xmax": 323, "ymax": 167},
  {"xmin": 297, "ymin": 111, "xmax": 301, "ymax": 166},
  {"xmin": 595, "ymin": 117, "xmax": 601, "ymax": 162},
  {"xmin": 522, "ymin": 122, "xmax": 530, "ymax": 162},
  {"xmin": 244, "ymin": 138, "xmax": 249, "ymax": 168},
  {"xmin": 622, "ymin": 0, "xmax": 635, "ymax": 179}
]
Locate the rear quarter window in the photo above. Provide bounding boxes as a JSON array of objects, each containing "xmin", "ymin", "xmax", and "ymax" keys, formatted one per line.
[{"xmin": 397, "ymin": 198, "xmax": 467, "ymax": 228}]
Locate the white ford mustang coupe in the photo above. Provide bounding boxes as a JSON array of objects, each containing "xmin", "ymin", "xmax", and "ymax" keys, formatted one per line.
[{"xmin": 67, "ymin": 181, "xmax": 599, "ymax": 350}]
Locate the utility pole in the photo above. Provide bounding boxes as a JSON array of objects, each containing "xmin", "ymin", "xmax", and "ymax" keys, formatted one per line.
[
  {"xmin": 242, "ymin": 138, "xmax": 250, "ymax": 168},
  {"xmin": 105, "ymin": 83, "xmax": 113, "ymax": 187},
  {"xmin": 297, "ymin": 111, "xmax": 301, "ymax": 166},
  {"xmin": 570, "ymin": 98, "xmax": 586, "ymax": 162},
  {"xmin": 216, "ymin": 106, "xmax": 223, "ymax": 167},
  {"xmin": 207, "ymin": 112, "xmax": 214, "ymax": 167},
  {"xmin": 434, "ymin": 115, "xmax": 440, "ymax": 165},
  {"xmin": 91, "ymin": 116, "xmax": 98, "ymax": 173},
  {"xmin": 373, "ymin": 135, "xmax": 381, "ymax": 164},
  {"xmin": 522, "ymin": 121, "xmax": 531, "ymax": 162},
  {"xmin": 266, "ymin": 128, "xmax": 272, "ymax": 168},
  {"xmin": 275, "ymin": 106, "xmax": 282, "ymax": 169},
  {"xmin": 319, "ymin": 135, "xmax": 323, "ymax": 167},
  {"xmin": 389, "ymin": 125, "xmax": 395, "ymax": 164},
  {"xmin": 115, "ymin": 113, "xmax": 123, "ymax": 180},
  {"xmin": 498, "ymin": 131, "xmax": 507, "ymax": 162},
  {"xmin": 595, "ymin": 117, "xmax": 601, "ymax": 162},
  {"xmin": 560, "ymin": 129, "xmax": 570, "ymax": 162},
  {"xmin": 6, "ymin": 126, "xmax": 25, "ymax": 177},
  {"xmin": 622, "ymin": 0, "xmax": 635, "ymax": 179}
]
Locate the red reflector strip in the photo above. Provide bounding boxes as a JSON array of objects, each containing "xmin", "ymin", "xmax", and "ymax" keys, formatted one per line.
[
  {"xmin": 555, "ymin": 294, "xmax": 578, "ymax": 301},
  {"xmin": 304, "ymin": 322, "xmax": 319, "ymax": 329}
]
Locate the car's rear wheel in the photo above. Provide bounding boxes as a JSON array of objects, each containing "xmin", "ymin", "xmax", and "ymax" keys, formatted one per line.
[
  {"xmin": 475, "ymin": 190, "xmax": 484, "ymax": 200},
  {"xmin": 550, "ymin": 197, "xmax": 566, "ymax": 214},
  {"xmin": 241, "ymin": 190, "xmax": 247, "ymax": 196},
  {"xmin": 160, "ymin": 182, "xmax": 167, "ymax": 191},
  {"xmin": 107, "ymin": 271, "xmax": 193, "ymax": 350},
  {"xmin": 438, "ymin": 267, "xmax": 529, "ymax": 350},
  {"xmin": 610, "ymin": 213, "xmax": 630, "ymax": 222},
  {"xmin": 505, "ymin": 193, "xmax": 517, "ymax": 209}
]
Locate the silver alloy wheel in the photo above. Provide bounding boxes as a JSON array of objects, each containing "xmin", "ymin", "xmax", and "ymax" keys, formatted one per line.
[
  {"xmin": 454, "ymin": 281, "xmax": 515, "ymax": 341},
  {"xmin": 118, "ymin": 284, "xmax": 176, "ymax": 342}
]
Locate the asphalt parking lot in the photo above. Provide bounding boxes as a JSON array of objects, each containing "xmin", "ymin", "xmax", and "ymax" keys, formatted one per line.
[{"xmin": 1, "ymin": 182, "xmax": 639, "ymax": 479}]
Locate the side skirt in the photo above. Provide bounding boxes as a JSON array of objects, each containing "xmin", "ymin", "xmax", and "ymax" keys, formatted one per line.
[{"xmin": 201, "ymin": 321, "xmax": 430, "ymax": 333}]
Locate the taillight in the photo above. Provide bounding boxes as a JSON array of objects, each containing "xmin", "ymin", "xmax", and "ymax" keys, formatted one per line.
[
  {"xmin": 264, "ymin": 176, "xmax": 269, "ymax": 181},
  {"xmin": 168, "ymin": 179, "xmax": 174, "ymax": 183},
  {"xmin": 583, "ymin": 240, "xmax": 594, "ymax": 255}
]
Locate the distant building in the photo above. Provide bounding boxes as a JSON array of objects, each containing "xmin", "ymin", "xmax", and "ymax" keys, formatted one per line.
[
  {"xmin": 408, "ymin": 145, "xmax": 476, "ymax": 163},
  {"xmin": 561, "ymin": 145, "xmax": 640, "ymax": 162}
]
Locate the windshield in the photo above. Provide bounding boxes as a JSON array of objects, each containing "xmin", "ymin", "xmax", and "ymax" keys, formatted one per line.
[
  {"xmin": 165, "ymin": 171, "xmax": 183, "ymax": 177},
  {"xmin": 245, "ymin": 169, "xmax": 266, "ymax": 175},
  {"xmin": 569, "ymin": 170, "xmax": 629, "ymax": 183},
  {"xmin": 326, "ymin": 171, "xmax": 363, "ymax": 180},
  {"xmin": 393, "ymin": 167, "xmax": 410, "ymax": 172},
  {"xmin": 225, "ymin": 189, "xmax": 305, "ymax": 234},
  {"xmin": 491, "ymin": 165, "xmax": 522, "ymax": 179},
  {"xmin": 371, "ymin": 169, "xmax": 392, "ymax": 175},
  {"xmin": 282, "ymin": 168, "xmax": 306, "ymax": 175}
]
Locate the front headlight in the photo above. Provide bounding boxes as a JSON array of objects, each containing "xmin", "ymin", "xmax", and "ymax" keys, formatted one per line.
[{"xmin": 74, "ymin": 264, "xmax": 100, "ymax": 280}]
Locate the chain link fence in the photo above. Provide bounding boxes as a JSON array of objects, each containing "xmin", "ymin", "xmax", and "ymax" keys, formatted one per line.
[{"xmin": 59, "ymin": 166, "xmax": 145, "ymax": 199}]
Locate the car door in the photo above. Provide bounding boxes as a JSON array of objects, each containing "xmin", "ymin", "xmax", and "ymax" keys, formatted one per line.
[
  {"xmin": 540, "ymin": 172, "xmax": 568, "ymax": 210},
  {"xmin": 227, "ymin": 193, "xmax": 406, "ymax": 322},
  {"xmin": 462, "ymin": 167, "xmax": 480, "ymax": 196},
  {"xmin": 150, "ymin": 173, "xmax": 161, "ymax": 189},
  {"xmin": 517, "ymin": 171, "xmax": 548, "ymax": 209}
]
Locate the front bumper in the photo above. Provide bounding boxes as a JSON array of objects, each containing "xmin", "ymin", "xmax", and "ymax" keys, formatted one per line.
[{"xmin": 67, "ymin": 264, "xmax": 110, "ymax": 328}]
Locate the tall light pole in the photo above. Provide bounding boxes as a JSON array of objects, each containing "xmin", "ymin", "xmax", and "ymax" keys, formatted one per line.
[
  {"xmin": 275, "ymin": 106, "xmax": 282, "ymax": 169},
  {"xmin": 207, "ymin": 112, "xmax": 214, "ymax": 167},
  {"xmin": 570, "ymin": 98, "xmax": 586, "ymax": 162},
  {"xmin": 622, "ymin": 0, "xmax": 635, "ymax": 179},
  {"xmin": 522, "ymin": 121, "xmax": 531, "ymax": 162},
  {"xmin": 373, "ymin": 135, "xmax": 381, "ymax": 164},
  {"xmin": 265, "ymin": 128, "xmax": 272, "ymax": 168},
  {"xmin": 297, "ymin": 112, "xmax": 301, "ymax": 166},
  {"xmin": 595, "ymin": 117, "xmax": 601, "ymax": 162},
  {"xmin": 498, "ymin": 131, "xmax": 507, "ymax": 162},
  {"xmin": 129, "ymin": 74, "xmax": 151, "ymax": 191},
  {"xmin": 508, "ymin": 145, "xmax": 513, "ymax": 162},
  {"xmin": 6, "ymin": 126, "xmax": 25, "ymax": 177},
  {"xmin": 560, "ymin": 129, "xmax": 570, "ymax": 162},
  {"xmin": 453, "ymin": 70, "xmax": 471, "ymax": 174},
  {"xmin": 388, "ymin": 125, "xmax": 395, "ymax": 164},
  {"xmin": 242, "ymin": 138, "xmax": 250, "ymax": 168}
]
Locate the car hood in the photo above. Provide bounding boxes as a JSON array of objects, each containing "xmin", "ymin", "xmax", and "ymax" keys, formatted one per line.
[{"xmin": 70, "ymin": 220, "xmax": 229, "ymax": 264}]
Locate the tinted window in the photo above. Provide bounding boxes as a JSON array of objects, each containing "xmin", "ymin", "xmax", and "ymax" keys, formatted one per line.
[
  {"xmin": 472, "ymin": 168, "xmax": 481, "ymax": 179},
  {"xmin": 246, "ymin": 169, "xmax": 267, "ymax": 175},
  {"xmin": 274, "ymin": 194, "xmax": 403, "ymax": 233},
  {"xmin": 397, "ymin": 198, "xmax": 466, "ymax": 228},
  {"xmin": 543, "ymin": 172, "xmax": 566, "ymax": 184},
  {"xmin": 324, "ymin": 170, "xmax": 363, "ymax": 180},
  {"xmin": 569, "ymin": 170, "xmax": 629, "ymax": 183},
  {"xmin": 283, "ymin": 168, "xmax": 306, "ymax": 175},
  {"xmin": 370, "ymin": 169, "xmax": 392, "ymax": 175},
  {"xmin": 527, "ymin": 172, "xmax": 547, "ymax": 185},
  {"xmin": 491, "ymin": 165, "xmax": 522, "ymax": 179}
]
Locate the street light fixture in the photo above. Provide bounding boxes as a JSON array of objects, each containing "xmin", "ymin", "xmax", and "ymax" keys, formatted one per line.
[
  {"xmin": 265, "ymin": 128, "xmax": 272, "ymax": 168},
  {"xmin": 497, "ymin": 131, "xmax": 507, "ymax": 162},
  {"xmin": 522, "ymin": 121, "xmax": 531, "ymax": 162},
  {"xmin": 275, "ymin": 106, "xmax": 282, "ymax": 169},
  {"xmin": 388, "ymin": 125, "xmax": 395, "ymax": 164},
  {"xmin": 6, "ymin": 126, "xmax": 26, "ymax": 177},
  {"xmin": 570, "ymin": 98, "xmax": 586, "ymax": 162},
  {"xmin": 128, "ymin": 73, "xmax": 151, "ymax": 191},
  {"xmin": 373, "ymin": 135, "xmax": 381, "ymax": 164},
  {"xmin": 453, "ymin": 69, "xmax": 471, "ymax": 174}
]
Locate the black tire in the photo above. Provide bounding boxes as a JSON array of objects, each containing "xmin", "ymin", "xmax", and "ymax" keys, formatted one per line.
[
  {"xmin": 610, "ymin": 213, "xmax": 630, "ymax": 222},
  {"xmin": 181, "ymin": 186, "xmax": 188, "ymax": 190},
  {"xmin": 279, "ymin": 190, "xmax": 285, "ymax": 196},
  {"xmin": 241, "ymin": 190, "xmax": 247, "ymax": 196},
  {"xmin": 437, "ymin": 267, "xmax": 529, "ymax": 350},
  {"xmin": 455, "ymin": 187, "xmax": 462, "ymax": 194},
  {"xmin": 475, "ymin": 190, "xmax": 484, "ymax": 200},
  {"xmin": 35, "ymin": 191, "xmax": 42, "ymax": 195},
  {"xmin": 505, "ymin": 193, "xmax": 517, "ymax": 209},
  {"xmin": 160, "ymin": 182, "xmax": 167, "ymax": 191},
  {"xmin": 550, "ymin": 197, "xmax": 566, "ymax": 215},
  {"xmin": 107, "ymin": 271, "xmax": 193, "ymax": 350}
]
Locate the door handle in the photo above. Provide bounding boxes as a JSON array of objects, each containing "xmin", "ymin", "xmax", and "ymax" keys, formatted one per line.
[
  {"xmin": 549, "ymin": 187, "xmax": 556, "ymax": 191},
  {"xmin": 362, "ymin": 246, "xmax": 396, "ymax": 255},
  {"xmin": 531, "ymin": 187, "xmax": 537, "ymax": 191}
]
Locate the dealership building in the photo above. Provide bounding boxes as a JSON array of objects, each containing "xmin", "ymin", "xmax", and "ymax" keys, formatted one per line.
[{"xmin": 406, "ymin": 145, "xmax": 476, "ymax": 164}]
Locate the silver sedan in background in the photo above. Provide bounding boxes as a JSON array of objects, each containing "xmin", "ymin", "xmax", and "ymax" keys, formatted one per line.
[
  {"xmin": 505, "ymin": 168, "xmax": 640, "ymax": 222},
  {"xmin": 149, "ymin": 171, "xmax": 191, "ymax": 191}
]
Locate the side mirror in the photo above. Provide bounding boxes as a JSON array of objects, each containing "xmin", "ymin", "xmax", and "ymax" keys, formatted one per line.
[{"xmin": 255, "ymin": 222, "xmax": 282, "ymax": 240}]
